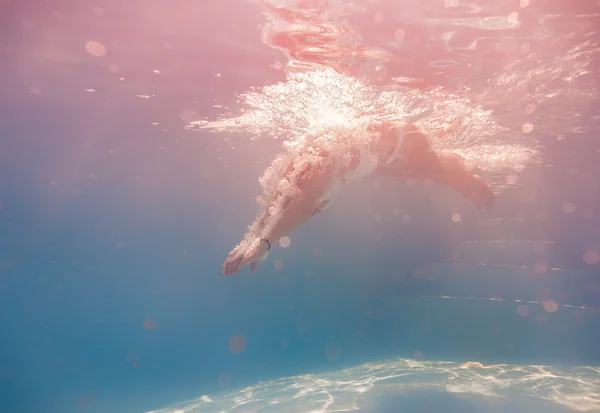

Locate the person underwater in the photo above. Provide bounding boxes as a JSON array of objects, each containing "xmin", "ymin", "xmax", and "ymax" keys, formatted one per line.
[{"xmin": 222, "ymin": 110, "xmax": 494, "ymax": 275}]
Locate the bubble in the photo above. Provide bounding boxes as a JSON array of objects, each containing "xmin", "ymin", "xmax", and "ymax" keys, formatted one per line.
[
  {"xmin": 583, "ymin": 249, "xmax": 600, "ymax": 265},
  {"xmin": 522, "ymin": 123, "xmax": 533, "ymax": 133},
  {"xmin": 228, "ymin": 334, "xmax": 247, "ymax": 354},
  {"xmin": 525, "ymin": 103, "xmax": 536, "ymax": 114},
  {"xmin": 505, "ymin": 174, "xmax": 519, "ymax": 185},
  {"xmin": 562, "ymin": 202, "xmax": 576, "ymax": 214},
  {"xmin": 279, "ymin": 236, "xmax": 291, "ymax": 248},
  {"xmin": 394, "ymin": 28, "xmax": 406, "ymax": 43},
  {"xmin": 324, "ymin": 343, "xmax": 342, "ymax": 361},
  {"xmin": 542, "ymin": 299, "xmax": 558, "ymax": 313},
  {"xmin": 142, "ymin": 318, "xmax": 157, "ymax": 330},
  {"xmin": 373, "ymin": 12, "xmax": 383, "ymax": 23},
  {"xmin": 85, "ymin": 41, "xmax": 106, "ymax": 57},
  {"xmin": 274, "ymin": 260, "xmax": 284, "ymax": 270},
  {"xmin": 517, "ymin": 304, "xmax": 529, "ymax": 317},
  {"xmin": 451, "ymin": 213, "xmax": 461, "ymax": 222}
]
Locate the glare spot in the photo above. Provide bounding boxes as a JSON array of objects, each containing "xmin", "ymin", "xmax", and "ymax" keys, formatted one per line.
[
  {"xmin": 274, "ymin": 260, "xmax": 284, "ymax": 270},
  {"xmin": 279, "ymin": 236, "xmax": 291, "ymax": 248},
  {"xmin": 562, "ymin": 202, "xmax": 576, "ymax": 214},
  {"xmin": 508, "ymin": 12, "xmax": 519, "ymax": 24},
  {"xmin": 542, "ymin": 299, "xmax": 558, "ymax": 313},
  {"xmin": 142, "ymin": 318, "xmax": 157, "ymax": 330},
  {"xmin": 451, "ymin": 213, "xmax": 461, "ymax": 222},
  {"xmin": 525, "ymin": 103, "xmax": 536, "ymax": 114},
  {"xmin": 85, "ymin": 41, "xmax": 106, "ymax": 57},
  {"xmin": 214, "ymin": 73, "xmax": 222, "ymax": 78},
  {"xmin": 324, "ymin": 343, "xmax": 342, "ymax": 362},
  {"xmin": 533, "ymin": 262, "xmax": 548, "ymax": 275},
  {"xmin": 153, "ymin": 69, "xmax": 160, "ymax": 74},
  {"xmin": 444, "ymin": 0, "xmax": 459, "ymax": 7},
  {"xmin": 520, "ymin": 0, "xmax": 530, "ymax": 7},
  {"xmin": 270, "ymin": 61, "xmax": 283, "ymax": 70},
  {"xmin": 228, "ymin": 334, "xmax": 247, "ymax": 354},
  {"xmin": 394, "ymin": 28, "xmax": 406, "ymax": 43},
  {"xmin": 517, "ymin": 304, "xmax": 529, "ymax": 317},
  {"xmin": 505, "ymin": 174, "xmax": 519, "ymax": 185},
  {"xmin": 583, "ymin": 250, "xmax": 600, "ymax": 265},
  {"xmin": 522, "ymin": 123, "xmax": 533, "ymax": 133},
  {"xmin": 374, "ymin": 12, "xmax": 383, "ymax": 23},
  {"xmin": 93, "ymin": 6, "xmax": 104, "ymax": 16}
]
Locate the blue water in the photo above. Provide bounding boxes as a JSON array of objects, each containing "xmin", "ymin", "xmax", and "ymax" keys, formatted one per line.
[{"xmin": 1, "ymin": 0, "xmax": 600, "ymax": 412}]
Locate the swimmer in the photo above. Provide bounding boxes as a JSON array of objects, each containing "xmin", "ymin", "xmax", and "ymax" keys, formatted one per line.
[{"xmin": 222, "ymin": 113, "xmax": 494, "ymax": 275}]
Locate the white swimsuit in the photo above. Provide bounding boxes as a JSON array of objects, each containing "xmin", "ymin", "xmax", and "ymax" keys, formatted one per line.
[{"xmin": 317, "ymin": 108, "xmax": 434, "ymax": 211}]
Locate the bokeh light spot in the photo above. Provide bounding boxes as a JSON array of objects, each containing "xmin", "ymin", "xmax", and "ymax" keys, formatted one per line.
[
  {"xmin": 228, "ymin": 334, "xmax": 247, "ymax": 354},
  {"xmin": 525, "ymin": 103, "xmax": 536, "ymax": 114},
  {"xmin": 583, "ymin": 249, "xmax": 600, "ymax": 265},
  {"xmin": 142, "ymin": 318, "xmax": 157, "ymax": 330},
  {"xmin": 394, "ymin": 28, "xmax": 406, "ymax": 43},
  {"xmin": 522, "ymin": 123, "xmax": 533, "ymax": 133},
  {"xmin": 533, "ymin": 262, "xmax": 548, "ymax": 275},
  {"xmin": 279, "ymin": 236, "xmax": 291, "ymax": 248},
  {"xmin": 505, "ymin": 174, "xmax": 519, "ymax": 185},
  {"xmin": 562, "ymin": 202, "xmax": 576, "ymax": 214},
  {"xmin": 517, "ymin": 304, "xmax": 529, "ymax": 317},
  {"xmin": 85, "ymin": 41, "xmax": 106, "ymax": 57},
  {"xmin": 542, "ymin": 299, "xmax": 558, "ymax": 313},
  {"xmin": 274, "ymin": 260, "xmax": 284, "ymax": 270}
]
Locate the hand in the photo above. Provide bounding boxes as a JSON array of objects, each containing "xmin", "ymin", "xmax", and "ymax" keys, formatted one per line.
[{"xmin": 222, "ymin": 239, "xmax": 270, "ymax": 276}]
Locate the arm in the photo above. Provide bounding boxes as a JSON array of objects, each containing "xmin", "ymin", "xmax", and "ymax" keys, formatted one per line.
[{"xmin": 222, "ymin": 152, "xmax": 334, "ymax": 275}]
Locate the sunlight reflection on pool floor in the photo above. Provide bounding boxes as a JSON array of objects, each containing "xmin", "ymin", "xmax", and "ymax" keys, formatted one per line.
[{"xmin": 147, "ymin": 358, "xmax": 599, "ymax": 413}]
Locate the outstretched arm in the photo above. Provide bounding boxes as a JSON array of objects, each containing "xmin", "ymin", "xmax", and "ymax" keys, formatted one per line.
[{"xmin": 222, "ymin": 151, "xmax": 334, "ymax": 275}]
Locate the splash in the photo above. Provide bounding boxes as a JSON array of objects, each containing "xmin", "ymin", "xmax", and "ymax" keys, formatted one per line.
[{"xmin": 187, "ymin": 67, "xmax": 538, "ymax": 173}]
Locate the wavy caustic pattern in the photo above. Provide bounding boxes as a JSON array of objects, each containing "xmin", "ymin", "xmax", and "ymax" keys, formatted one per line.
[{"xmin": 147, "ymin": 358, "xmax": 600, "ymax": 413}]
